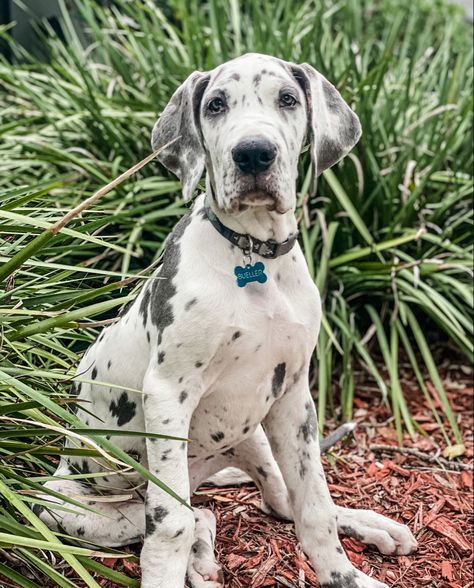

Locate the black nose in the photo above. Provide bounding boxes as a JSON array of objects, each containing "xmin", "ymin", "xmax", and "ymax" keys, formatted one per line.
[{"xmin": 232, "ymin": 138, "xmax": 277, "ymax": 174}]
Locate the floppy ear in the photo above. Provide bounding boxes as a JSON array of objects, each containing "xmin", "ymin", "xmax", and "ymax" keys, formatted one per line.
[
  {"xmin": 151, "ymin": 71, "xmax": 210, "ymax": 201},
  {"xmin": 291, "ymin": 64, "xmax": 362, "ymax": 194}
]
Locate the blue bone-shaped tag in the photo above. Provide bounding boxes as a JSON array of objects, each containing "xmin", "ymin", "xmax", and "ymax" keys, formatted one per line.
[{"xmin": 234, "ymin": 262, "xmax": 268, "ymax": 288}]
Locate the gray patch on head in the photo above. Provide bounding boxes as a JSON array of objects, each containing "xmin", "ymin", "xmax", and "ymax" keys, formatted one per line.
[
  {"xmin": 317, "ymin": 134, "xmax": 341, "ymax": 172},
  {"xmin": 321, "ymin": 79, "xmax": 341, "ymax": 112}
]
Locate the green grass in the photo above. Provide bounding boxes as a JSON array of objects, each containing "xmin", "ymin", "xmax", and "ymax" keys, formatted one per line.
[{"xmin": 0, "ymin": 0, "xmax": 472, "ymax": 585}]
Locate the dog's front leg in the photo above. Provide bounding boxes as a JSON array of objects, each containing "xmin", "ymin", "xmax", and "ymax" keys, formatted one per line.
[
  {"xmin": 140, "ymin": 365, "xmax": 198, "ymax": 588},
  {"xmin": 263, "ymin": 382, "xmax": 389, "ymax": 588}
]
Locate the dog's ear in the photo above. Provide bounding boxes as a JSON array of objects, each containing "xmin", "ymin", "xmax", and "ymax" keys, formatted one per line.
[
  {"xmin": 151, "ymin": 71, "xmax": 210, "ymax": 201},
  {"xmin": 291, "ymin": 64, "xmax": 361, "ymax": 193}
]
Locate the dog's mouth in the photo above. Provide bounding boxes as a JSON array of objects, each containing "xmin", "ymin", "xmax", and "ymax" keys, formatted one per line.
[{"xmin": 229, "ymin": 173, "xmax": 288, "ymax": 214}]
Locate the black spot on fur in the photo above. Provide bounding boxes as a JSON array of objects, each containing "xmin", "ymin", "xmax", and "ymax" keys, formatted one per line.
[
  {"xmin": 146, "ymin": 514, "xmax": 156, "ymax": 535},
  {"xmin": 340, "ymin": 525, "xmax": 364, "ymax": 542},
  {"xmin": 77, "ymin": 459, "xmax": 90, "ymax": 475},
  {"xmin": 256, "ymin": 466, "xmax": 268, "ymax": 480},
  {"xmin": 320, "ymin": 571, "xmax": 358, "ymax": 588},
  {"xmin": 298, "ymin": 401, "xmax": 318, "ymax": 443},
  {"xmin": 242, "ymin": 426, "xmax": 250, "ymax": 434},
  {"xmin": 107, "ymin": 360, "xmax": 112, "ymax": 369},
  {"xmin": 271, "ymin": 363, "xmax": 286, "ymax": 397},
  {"xmin": 91, "ymin": 367, "xmax": 97, "ymax": 380},
  {"xmin": 298, "ymin": 459, "xmax": 307, "ymax": 479},
  {"xmin": 232, "ymin": 331, "xmax": 241, "ymax": 340},
  {"xmin": 191, "ymin": 538, "xmax": 206, "ymax": 557},
  {"xmin": 185, "ymin": 298, "xmax": 197, "ymax": 311},
  {"xmin": 222, "ymin": 447, "xmax": 235, "ymax": 458},
  {"xmin": 148, "ymin": 214, "xmax": 192, "ymax": 345},
  {"xmin": 109, "ymin": 392, "xmax": 136, "ymax": 426},
  {"xmin": 211, "ymin": 431, "xmax": 225, "ymax": 443},
  {"xmin": 77, "ymin": 526, "xmax": 85, "ymax": 536},
  {"xmin": 139, "ymin": 286, "xmax": 151, "ymax": 326},
  {"xmin": 336, "ymin": 546, "xmax": 343, "ymax": 554},
  {"xmin": 153, "ymin": 505, "xmax": 168, "ymax": 523},
  {"xmin": 158, "ymin": 351, "xmax": 166, "ymax": 364},
  {"xmin": 174, "ymin": 527, "xmax": 185, "ymax": 538},
  {"xmin": 195, "ymin": 361, "xmax": 203, "ymax": 368},
  {"xmin": 70, "ymin": 382, "xmax": 81, "ymax": 397},
  {"xmin": 179, "ymin": 390, "xmax": 188, "ymax": 403},
  {"xmin": 32, "ymin": 503, "xmax": 44, "ymax": 516}
]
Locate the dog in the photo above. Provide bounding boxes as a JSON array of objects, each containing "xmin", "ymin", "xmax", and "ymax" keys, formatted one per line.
[{"xmin": 36, "ymin": 53, "xmax": 417, "ymax": 588}]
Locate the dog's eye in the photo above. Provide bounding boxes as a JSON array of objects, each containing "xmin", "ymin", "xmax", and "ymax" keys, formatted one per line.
[
  {"xmin": 279, "ymin": 93, "xmax": 297, "ymax": 108},
  {"xmin": 207, "ymin": 97, "xmax": 226, "ymax": 114}
]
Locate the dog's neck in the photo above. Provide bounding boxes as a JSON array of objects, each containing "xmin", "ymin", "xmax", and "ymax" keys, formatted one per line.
[{"xmin": 203, "ymin": 185, "xmax": 298, "ymax": 245}]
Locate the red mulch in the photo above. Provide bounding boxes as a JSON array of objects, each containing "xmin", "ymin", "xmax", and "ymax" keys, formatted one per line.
[{"xmin": 3, "ymin": 361, "xmax": 473, "ymax": 588}]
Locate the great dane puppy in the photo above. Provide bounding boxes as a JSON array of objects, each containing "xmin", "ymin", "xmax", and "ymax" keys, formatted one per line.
[{"xmin": 37, "ymin": 53, "xmax": 417, "ymax": 588}]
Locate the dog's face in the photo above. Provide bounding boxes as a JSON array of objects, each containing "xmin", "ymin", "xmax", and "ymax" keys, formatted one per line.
[
  {"xmin": 152, "ymin": 53, "xmax": 361, "ymax": 215},
  {"xmin": 198, "ymin": 54, "xmax": 307, "ymax": 214}
]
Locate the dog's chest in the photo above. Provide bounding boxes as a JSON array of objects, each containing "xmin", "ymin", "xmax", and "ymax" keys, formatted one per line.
[{"xmin": 187, "ymin": 277, "xmax": 316, "ymax": 452}]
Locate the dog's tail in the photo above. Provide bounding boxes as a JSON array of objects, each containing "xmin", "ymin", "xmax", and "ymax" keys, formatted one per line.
[
  {"xmin": 319, "ymin": 421, "xmax": 356, "ymax": 453},
  {"xmin": 205, "ymin": 422, "xmax": 356, "ymax": 487}
]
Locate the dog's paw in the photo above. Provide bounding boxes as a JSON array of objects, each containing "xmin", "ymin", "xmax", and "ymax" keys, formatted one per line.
[
  {"xmin": 186, "ymin": 567, "xmax": 223, "ymax": 588},
  {"xmin": 186, "ymin": 542, "xmax": 223, "ymax": 588},
  {"xmin": 320, "ymin": 570, "xmax": 388, "ymax": 588},
  {"xmin": 337, "ymin": 507, "xmax": 418, "ymax": 555}
]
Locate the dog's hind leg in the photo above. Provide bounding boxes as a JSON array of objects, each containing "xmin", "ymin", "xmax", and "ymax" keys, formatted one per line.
[{"xmin": 34, "ymin": 478, "xmax": 145, "ymax": 548}]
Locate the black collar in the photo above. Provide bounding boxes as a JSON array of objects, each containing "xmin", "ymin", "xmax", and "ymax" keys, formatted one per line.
[{"xmin": 204, "ymin": 202, "xmax": 299, "ymax": 260}]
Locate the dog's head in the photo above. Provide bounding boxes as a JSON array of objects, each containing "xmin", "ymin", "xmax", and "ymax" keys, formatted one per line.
[{"xmin": 152, "ymin": 53, "xmax": 361, "ymax": 214}]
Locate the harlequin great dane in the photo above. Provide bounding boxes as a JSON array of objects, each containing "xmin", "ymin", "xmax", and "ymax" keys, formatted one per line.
[{"xmin": 37, "ymin": 53, "xmax": 417, "ymax": 587}]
